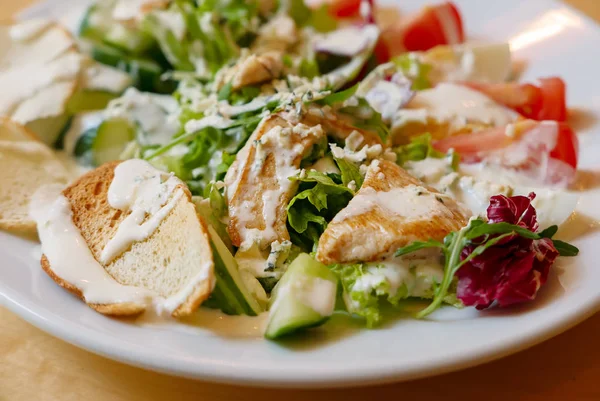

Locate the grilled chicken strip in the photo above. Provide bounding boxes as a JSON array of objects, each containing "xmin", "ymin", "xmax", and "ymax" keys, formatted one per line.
[
  {"xmin": 225, "ymin": 114, "xmax": 324, "ymax": 249},
  {"xmin": 316, "ymin": 159, "xmax": 468, "ymax": 265}
]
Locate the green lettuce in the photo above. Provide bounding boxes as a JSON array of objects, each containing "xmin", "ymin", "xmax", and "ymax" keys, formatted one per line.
[
  {"xmin": 286, "ymin": 158, "xmax": 362, "ymax": 251},
  {"xmin": 331, "ymin": 261, "xmax": 460, "ymax": 327},
  {"xmin": 393, "ymin": 53, "xmax": 432, "ymax": 91},
  {"xmin": 395, "ymin": 133, "xmax": 459, "ymax": 169},
  {"xmin": 145, "ymin": 115, "xmax": 261, "ymax": 195}
]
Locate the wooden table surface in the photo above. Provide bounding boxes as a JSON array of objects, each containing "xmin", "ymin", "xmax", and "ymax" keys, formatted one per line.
[{"xmin": 2, "ymin": 1, "xmax": 600, "ymax": 400}]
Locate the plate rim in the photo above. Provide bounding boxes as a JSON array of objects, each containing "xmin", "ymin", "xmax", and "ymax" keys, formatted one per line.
[{"xmin": 3, "ymin": 0, "xmax": 600, "ymax": 389}]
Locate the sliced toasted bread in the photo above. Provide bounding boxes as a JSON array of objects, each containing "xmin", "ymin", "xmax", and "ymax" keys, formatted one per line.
[
  {"xmin": 0, "ymin": 140, "xmax": 70, "ymax": 235},
  {"xmin": 225, "ymin": 114, "xmax": 324, "ymax": 249},
  {"xmin": 316, "ymin": 160, "xmax": 468, "ymax": 265},
  {"xmin": 42, "ymin": 161, "xmax": 215, "ymax": 317}
]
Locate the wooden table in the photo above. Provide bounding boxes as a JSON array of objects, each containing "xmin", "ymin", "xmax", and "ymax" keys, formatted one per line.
[{"xmin": 2, "ymin": 1, "xmax": 600, "ymax": 400}]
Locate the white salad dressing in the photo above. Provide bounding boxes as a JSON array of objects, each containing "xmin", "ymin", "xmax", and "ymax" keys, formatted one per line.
[
  {"xmin": 100, "ymin": 159, "xmax": 184, "ymax": 264},
  {"xmin": 29, "ymin": 185, "xmax": 154, "ymax": 306},
  {"xmin": 314, "ymin": 26, "xmax": 372, "ymax": 56},
  {"xmin": 404, "ymin": 157, "xmax": 579, "ymax": 228},
  {"xmin": 184, "ymin": 115, "xmax": 234, "ymax": 133},
  {"xmin": 229, "ymin": 122, "xmax": 324, "ymax": 250},
  {"xmin": 351, "ymin": 251, "xmax": 444, "ymax": 300},
  {"xmin": 106, "ymin": 88, "xmax": 180, "ymax": 146},
  {"xmin": 394, "ymin": 83, "xmax": 518, "ymax": 130}
]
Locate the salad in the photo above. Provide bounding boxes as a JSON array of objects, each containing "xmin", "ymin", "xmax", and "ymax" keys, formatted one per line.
[{"xmin": 0, "ymin": 0, "xmax": 580, "ymax": 341}]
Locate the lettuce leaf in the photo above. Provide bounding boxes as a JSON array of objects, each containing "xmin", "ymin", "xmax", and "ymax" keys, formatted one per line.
[
  {"xmin": 393, "ymin": 53, "xmax": 432, "ymax": 91},
  {"xmin": 331, "ymin": 261, "xmax": 459, "ymax": 327},
  {"xmin": 287, "ymin": 170, "xmax": 353, "ymax": 250},
  {"xmin": 336, "ymin": 97, "xmax": 390, "ymax": 143},
  {"xmin": 146, "ymin": 115, "xmax": 260, "ymax": 194},
  {"xmin": 395, "ymin": 133, "xmax": 459, "ymax": 169}
]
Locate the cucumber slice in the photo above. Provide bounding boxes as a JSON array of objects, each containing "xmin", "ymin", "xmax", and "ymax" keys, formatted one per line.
[
  {"xmin": 142, "ymin": 14, "xmax": 193, "ymax": 71},
  {"xmin": 265, "ymin": 254, "xmax": 338, "ymax": 340},
  {"xmin": 90, "ymin": 42, "xmax": 169, "ymax": 93},
  {"xmin": 79, "ymin": 4, "xmax": 110, "ymax": 41},
  {"xmin": 67, "ymin": 90, "xmax": 117, "ymax": 114},
  {"xmin": 80, "ymin": 3, "xmax": 154, "ymax": 55},
  {"xmin": 103, "ymin": 23, "xmax": 155, "ymax": 55},
  {"xmin": 92, "ymin": 118, "xmax": 135, "ymax": 166},
  {"xmin": 208, "ymin": 225, "xmax": 264, "ymax": 316}
]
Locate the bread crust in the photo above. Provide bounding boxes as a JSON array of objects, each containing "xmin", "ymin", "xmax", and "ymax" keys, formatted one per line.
[{"xmin": 41, "ymin": 161, "xmax": 214, "ymax": 318}]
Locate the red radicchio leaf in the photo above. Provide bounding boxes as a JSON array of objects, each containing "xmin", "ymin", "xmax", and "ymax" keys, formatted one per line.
[
  {"xmin": 487, "ymin": 192, "xmax": 538, "ymax": 231},
  {"xmin": 456, "ymin": 194, "xmax": 559, "ymax": 310}
]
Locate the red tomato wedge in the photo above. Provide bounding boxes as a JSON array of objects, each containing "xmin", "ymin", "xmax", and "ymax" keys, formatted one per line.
[
  {"xmin": 461, "ymin": 77, "xmax": 567, "ymax": 121},
  {"xmin": 537, "ymin": 77, "xmax": 567, "ymax": 121},
  {"xmin": 327, "ymin": 0, "xmax": 362, "ymax": 18},
  {"xmin": 381, "ymin": 2, "xmax": 464, "ymax": 57},
  {"xmin": 433, "ymin": 121, "xmax": 578, "ymax": 185}
]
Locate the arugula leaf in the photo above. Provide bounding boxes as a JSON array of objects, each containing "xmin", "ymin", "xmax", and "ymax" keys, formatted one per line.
[
  {"xmin": 394, "ymin": 239, "xmax": 444, "ymax": 257},
  {"xmin": 217, "ymin": 81, "xmax": 233, "ymax": 101},
  {"xmin": 539, "ymin": 225, "xmax": 559, "ymax": 239},
  {"xmin": 464, "ymin": 222, "xmax": 541, "ymax": 241},
  {"xmin": 399, "ymin": 217, "xmax": 580, "ymax": 318},
  {"xmin": 319, "ymin": 84, "xmax": 358, "ymax": 106},
  {"xmin": 552, "ymin": 240, "xmax": 579, "ymax": 257}
]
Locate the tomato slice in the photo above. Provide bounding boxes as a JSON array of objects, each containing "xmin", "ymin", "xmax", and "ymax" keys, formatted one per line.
[
  {"xmin": 328, "ymin": 0, "xmax": 362, "ymax": 18},
  {"xmin": 549, "ymin": 123, "xmax": 578, "ymax": 168},
  {"xmin": 461, "ymin": 77, "xmax": 567, "ymax": 122},
  {"xmin": 537, "ymin": 77, "xmax": 567, "ymax": 122},
  {"xmin": 381, "ymin": 2, "xmax": 464, "ymax": 57},
  {"xmin": 461, "ymin": 82, "xmax": 542, "ymax": 118},
  {"xmin": 433, "ymin": 121, "xmax": 578, "ymax": 169}
]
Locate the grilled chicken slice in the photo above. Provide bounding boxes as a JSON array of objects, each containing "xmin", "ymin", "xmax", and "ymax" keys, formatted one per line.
[
  {"xmin": 230, "ymin": 52, "xmax": 283, "ymax": 90},
  {"xmin": 316, "ymin": 160, "xmax": 468, "ymax": 265},
  {"xmin": 225, "ymin": 114, "xmax": 324, "ymax": 249}
]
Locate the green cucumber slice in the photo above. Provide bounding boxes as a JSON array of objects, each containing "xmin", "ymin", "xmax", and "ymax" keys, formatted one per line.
[
  {"xmin": 90, "ymin": 42, "xmax": 168, "ymax": 93},
  {"xmin": 67, "ymin": 90, "xmax": 117, "ymax": 114},
  {"xmin": 207, "ymin": 225, "xmax": 264, "ymax": 316},
  {"xmin": 92, "ymin": 118, "xmax": 135, "ymax": 166},
  {"xmin": 103, "ymin": 23, "xmax": 155, "ymax": 55},
  {"xmin": 265, "ymin": 254, "xmax": 338, "ymax": 340},
  {"xmin": 78, "ymin": 4, "xmax": 110, "ymax": 41}
]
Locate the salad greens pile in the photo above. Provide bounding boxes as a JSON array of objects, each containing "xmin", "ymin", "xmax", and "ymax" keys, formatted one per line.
[{"xmin": 64, "ymin": 0, "xmax": 580, "ymax": 339}]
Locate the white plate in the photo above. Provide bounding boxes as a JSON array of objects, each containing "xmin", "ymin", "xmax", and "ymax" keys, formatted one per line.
[{"xmin": 3, "ymin": 0, "xmax": 600, "ymax": 388}]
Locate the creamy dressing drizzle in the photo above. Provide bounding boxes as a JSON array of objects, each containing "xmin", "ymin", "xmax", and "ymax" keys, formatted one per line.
[
  {"xmin": 29, "ymin": 185, "xmax": 154, "ymax": 305},
  {"xmin": 230, "ymin": 122, "xmax": 323, "ymax": 250},
  {"xmin": 395, "ymin": 83, "xmax": 518, "ymax": 130},
  {"xmin": 352, "ymin": 252, "xmax": 444, "ymax": 299},
  {"xmin": 100, "ymin": 159, "xmax": 184, "ymax": 264},
  {"xmin": 106, "ymin": 88, "xmax": 179, "ymax": 146},
  {"xmin": 404, "ymin": 157, "xmax": 579, "ymax": 228}
]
